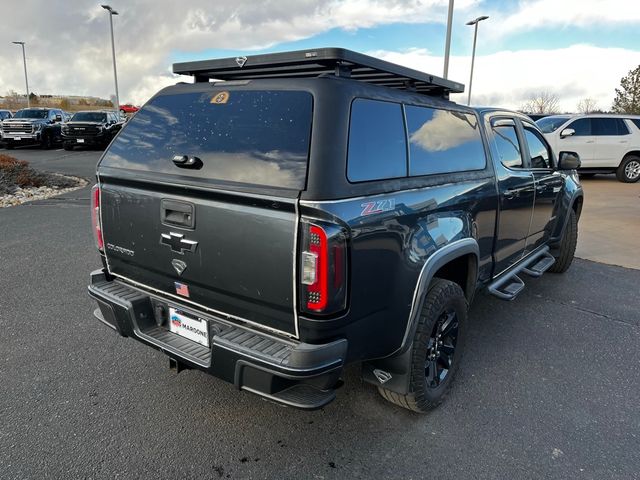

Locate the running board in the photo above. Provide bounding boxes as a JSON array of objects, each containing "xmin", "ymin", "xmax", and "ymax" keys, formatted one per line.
[
  {"xmin": 522, "ymin": 251, "xmax": 556, "ymax": 278},
  {"xmin": 488, "ymin": 247, "xmax": 555, "ymax": 301}
]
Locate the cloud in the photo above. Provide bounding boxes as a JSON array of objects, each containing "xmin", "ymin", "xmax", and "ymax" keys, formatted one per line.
[
  {"xmin": 490, "ymin": 0, "xmax": 640, "ymax": 36},
  {"xmin": 372, "ymin": 45, "xmax": 640, "ymax": 111},
  {"xmin": 0, "ymin": 0, "xmax": 478, "ymax": 104},
  {"xmin": 0, "ymin": 0, "xmax": 638, "ymax": 112}
]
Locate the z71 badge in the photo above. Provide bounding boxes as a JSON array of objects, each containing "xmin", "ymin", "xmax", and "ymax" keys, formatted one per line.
[{"xmin": 361, "ymin": 199, "xmax": 396, "ymax": 216}]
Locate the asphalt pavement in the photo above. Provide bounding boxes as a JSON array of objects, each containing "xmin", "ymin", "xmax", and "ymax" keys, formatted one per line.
[{"xmin": 1, "ymin": 148, "xmax": 639, "ymax": 479}]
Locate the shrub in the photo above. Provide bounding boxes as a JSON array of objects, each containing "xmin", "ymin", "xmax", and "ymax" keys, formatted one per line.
[{"xmin": 0, "ymin": 154, "xmax": 77, "ymax": 195}]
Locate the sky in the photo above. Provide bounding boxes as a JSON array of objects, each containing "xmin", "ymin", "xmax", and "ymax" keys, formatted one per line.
[{"xmin": 1, "ymin": 0, "xmax": 639, "ymax": 111}]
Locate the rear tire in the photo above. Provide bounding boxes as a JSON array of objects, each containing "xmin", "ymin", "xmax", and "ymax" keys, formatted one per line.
[
  {"xmin": 378, "ymin": 278, "xmax": 467, "ymax": 413},
  {"xmin": 616, "ymin": 155, "xmax": 640, "ymax": 183},
  {"xmin": 549, "ymin": 209, "xmax": 577, "ymax": 273}
]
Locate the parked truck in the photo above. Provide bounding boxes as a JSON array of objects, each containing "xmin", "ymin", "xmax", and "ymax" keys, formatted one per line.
[
  {"xmin": 62, "ymin": 110, "xmax": 124, "ymax": 150},
  {"xmin": 1, "ymin": 107, "xmax": 65, "ymax": 149},
  {"xmin": 88, "ymin": 49, "xmax": 583, "ymax": 412}
]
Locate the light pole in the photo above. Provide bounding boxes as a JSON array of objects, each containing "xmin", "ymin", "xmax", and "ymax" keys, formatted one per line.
[
  {"xmin": 12, "ymin": 41, "xmax": 30, "ymax": 107},
  {"xmin": 466, "ymin": 15, "xmax": 488, "ymax": 105},
  {"xmin": 442, "ymin": 0, "xmax": 454, "ymax": 79},
  {"xmin": 101, "ymin": 5, "xmax": 120, "ymax": 114}
]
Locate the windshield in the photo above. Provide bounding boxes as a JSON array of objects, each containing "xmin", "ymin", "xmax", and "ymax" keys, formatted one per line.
[
  {"xmin": 101, "ymin": 89, "xmax": 313, "ymax": 191},
  {"xmin": 536, "ymin": 116, "xmax": 570, "ymax": 133},
  {"xmin": 71, "ymin": 112, "xmax": 106, "ymax": 122},
  {"xmin": 14, "ymin": 109, "xmax": 49, "ymax": 119}
]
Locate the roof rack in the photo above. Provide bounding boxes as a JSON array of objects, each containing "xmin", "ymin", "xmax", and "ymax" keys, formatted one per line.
[{"xmin": 173, "ymin": 48, "xmax": 464, "ymax": 98}]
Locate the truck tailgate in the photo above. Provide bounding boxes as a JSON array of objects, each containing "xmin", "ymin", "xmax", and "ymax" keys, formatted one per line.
[{"xmin": 100, "ymin": 179, "xmax": 298, "ymax": 336}]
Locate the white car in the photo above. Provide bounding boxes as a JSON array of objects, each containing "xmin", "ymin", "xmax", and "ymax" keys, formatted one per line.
[{"xmin": 537, "ymin": 114, "xmax": 640, "ymax": 183}]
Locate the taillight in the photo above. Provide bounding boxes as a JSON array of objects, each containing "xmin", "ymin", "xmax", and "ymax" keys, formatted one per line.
[
  {"xmin": 91, "ymin": 184, "xmax": 104, "ymax": 252},
  {"xmin": 300, "ymin": 220, "xmax": 347, "ymax": 315}
]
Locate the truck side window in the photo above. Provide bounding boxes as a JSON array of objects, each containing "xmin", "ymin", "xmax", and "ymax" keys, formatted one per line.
[
  {"xmin": 523, "ymin": 127, "xmax": 551, "ymax": 169},
  {"xmin": 405, "ymin": 106, "xmax": 486, "ymax": 176},
  {"xmin": 567, "ymin": 118, "xmax": 591, "ymax": 136},
  {"xmin": 347, "ymin": 99, "xmax": 407, "ymax": 182},
  {"xmin": 492, "ymin": 125, "xmax": 523, "ymax": 169}
]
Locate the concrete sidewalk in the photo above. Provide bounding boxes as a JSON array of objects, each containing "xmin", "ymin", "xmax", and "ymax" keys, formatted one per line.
[{"xmin": 576, "ymin": 175, "xmax": 640, "ymax": 270}]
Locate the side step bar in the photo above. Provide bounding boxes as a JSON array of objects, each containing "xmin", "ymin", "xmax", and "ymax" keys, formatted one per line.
[
  {"xmin": 488, "ymin": 247, "xmax": 555, "ymax": 301},
  {"xmin": 242, "ymin": 384, "xmax": 336, "ymax": 410}
]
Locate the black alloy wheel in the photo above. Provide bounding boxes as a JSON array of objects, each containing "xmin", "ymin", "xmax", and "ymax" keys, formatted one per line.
[
  {"xmin": 425, "ymin": 309, "xmax": 459, "ymax": 388},
  {"xmin": 377, "ymin": 278, "xmax": 467, "ymax": 413}
]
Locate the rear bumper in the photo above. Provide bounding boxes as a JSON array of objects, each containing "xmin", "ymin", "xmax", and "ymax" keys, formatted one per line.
[{"xmin": 88, "ymin": 269, "xmax": 346, "ymax": 409}]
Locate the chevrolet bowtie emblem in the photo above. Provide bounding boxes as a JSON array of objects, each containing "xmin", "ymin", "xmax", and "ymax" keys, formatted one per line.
[{"xmin": 160, "ymin": 232, "xmax": 198, "ymax": 254}]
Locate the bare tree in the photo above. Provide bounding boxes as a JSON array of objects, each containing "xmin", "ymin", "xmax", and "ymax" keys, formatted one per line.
[
  {"xmin": 4, "ymin": 90, "xmax": 24, "ymax": 110},
  {"xmin": 577, "ymin": 98, "xmax": 598, "ymax": 114},
  {"xmin": 520, "ymin": 91, "xmax": 560, "ymax": 114}
]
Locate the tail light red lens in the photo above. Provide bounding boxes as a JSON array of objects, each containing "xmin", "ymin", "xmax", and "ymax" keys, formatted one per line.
[
  {"xmin": 91, "ymin": 184, "xmax": 104, "ymax": 252},
  {"xmin": 300, "ymin": 220, "xmax": 347, "ymax": 315},
  {"xmin": 304, "ymin": 225, "xmax": 328, "ymax": 310}
]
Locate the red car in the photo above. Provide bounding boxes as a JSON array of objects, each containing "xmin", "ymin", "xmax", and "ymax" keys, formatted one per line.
[{"xmin": 119, "ymin": 104, "xmax": 139, "ymax": 115}]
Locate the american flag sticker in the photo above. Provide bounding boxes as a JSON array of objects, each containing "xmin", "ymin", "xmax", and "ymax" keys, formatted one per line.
[{"xmin": 175, "ymin": 282, "xmax": 190, "ymax": 297}]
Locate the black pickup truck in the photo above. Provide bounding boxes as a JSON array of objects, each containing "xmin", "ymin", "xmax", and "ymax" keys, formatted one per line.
[
  {"xmin": 1, "ymin": 107, "xmax": 65, "ymax": 149},
  {"xmin": 88, "ymin": 49, "xmax": 583, "ymax": 412},
  {"xmin": 62, "ymin": 110, "xmax": 124, "ymax": 150}
]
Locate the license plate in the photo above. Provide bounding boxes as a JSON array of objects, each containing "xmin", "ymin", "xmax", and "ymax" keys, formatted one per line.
[
  {"xmin": 168, "ymin": 307, "xmax": 209, "ymax": 347},
  {"xmin": 12, "ymin": 137, "xmax": 21, "ymax": 140},
  {"xmin": 76, "ymin": 138, "xmax": 85, "ymax": 143}
]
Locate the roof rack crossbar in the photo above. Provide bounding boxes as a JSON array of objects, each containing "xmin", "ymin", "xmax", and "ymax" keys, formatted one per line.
[{"xmin": 173, "ymin": 48, "xmax": 464, "ymax": 97}]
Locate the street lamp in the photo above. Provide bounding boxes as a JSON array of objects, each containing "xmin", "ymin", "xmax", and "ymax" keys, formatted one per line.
[
  {"xmin": 12, "ymin": 41, "xmax": 30, "ymax": 107},
  {"xmin": 101, "ymin": 4, "xmax": 120, "ymax": 114},
  {"xmin": 465, "ymin": 15, "xmax": 489, "ymax": 106},
  {"xmin": 443, "ymin": 0, "xmax": 455, "ymax": 79}
]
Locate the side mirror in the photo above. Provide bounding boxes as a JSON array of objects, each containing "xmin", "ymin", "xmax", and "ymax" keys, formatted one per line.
[
  {"xmin": 560, "ymin": 128, "xmax": 575, "ymax": 138},
  {"xmin": 55, "ymin": 114, "xmax": 62, "ymax": 122},
  {"xmin": 558, "ymin": 151, "xmax": 581, "ymax": 170}
]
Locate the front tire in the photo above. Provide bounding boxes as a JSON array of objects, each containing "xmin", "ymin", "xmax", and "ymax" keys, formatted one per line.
[
  {"xmin": 40, "ymin": 133, "xmax": 52, "ymax": 150},
  {"xmin": 63, "ymin": 143, "xmax": 74, "ymax": 151},
  {"xmin": 616, "ymin": 155, "xmax": 640, "ymax": 183},
  {"xmin": 549, "ymin": 209, "xmax": 577, "ymax": 273},
  {"xmin": 378, "ymin": 278, "xmax": 467, "ymax": 413}
]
